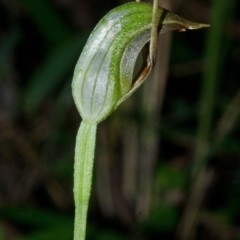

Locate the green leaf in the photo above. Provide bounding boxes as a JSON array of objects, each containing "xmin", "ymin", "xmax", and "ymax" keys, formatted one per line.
[
  {"xmin": 24, "ymin": 33, "xmax": 89, "ymax": 111},
  {"xmin": 141, "ymin": 204, "xmax": 178, "ymax": 232},
  {"xmin": 155, "ymin": 164, "xmax": 186, "ymax": 190},
  {"xmin": 20, "ymin": 0, "xmax": 71, "ymax": 45},
  {"xmin": 0, "ymin": 206, "xmax": 71, "ymax": 228},
  {"xmin": 13, "ymin": 224, "xmax": 73, "ymax": 240}
]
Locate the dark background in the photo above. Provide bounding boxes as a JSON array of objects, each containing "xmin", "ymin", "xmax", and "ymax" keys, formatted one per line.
[{"xmin": 0, "ymin": 0, "xmax": 240, "ymax": 239}]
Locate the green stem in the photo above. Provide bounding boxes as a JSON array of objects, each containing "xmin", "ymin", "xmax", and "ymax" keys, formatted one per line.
[
  {"xmin": 73, "ymin": 121, "xmax": 97, "ymax": 240},
  {"xmin": 192, "ymin": 0, "xmax": 233, "ymax": 176}
]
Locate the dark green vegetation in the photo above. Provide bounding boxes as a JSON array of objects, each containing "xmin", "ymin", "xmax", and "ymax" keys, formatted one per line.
[{"xmin": 0, "ymin": 0, "xmax": 240, "ymax": 239}]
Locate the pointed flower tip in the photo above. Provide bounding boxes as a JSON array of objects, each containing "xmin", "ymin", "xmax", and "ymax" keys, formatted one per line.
[{"xmin": 187, "ymin": 22, "xmax": 210, "ymax": 30}]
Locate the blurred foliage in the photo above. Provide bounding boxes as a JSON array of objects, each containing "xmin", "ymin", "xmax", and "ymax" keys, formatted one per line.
[{"xmin": 0, "ymin": 0, "xmax": 240, "ymax": 240}]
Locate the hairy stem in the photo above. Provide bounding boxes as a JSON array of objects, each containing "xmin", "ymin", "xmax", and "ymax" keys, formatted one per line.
[{"xmin": 73, "ymin": 121, "xmax": 97, "ymax": 240}]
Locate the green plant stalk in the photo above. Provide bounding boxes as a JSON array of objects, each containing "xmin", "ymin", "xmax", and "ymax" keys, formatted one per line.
[
  {"xmin": 192, "ymin": 0, "xmax": 236, "ymax": 176},
  {"xmin": 73, "ymin": 121, "xmax": 97, "ymax": 240}
]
